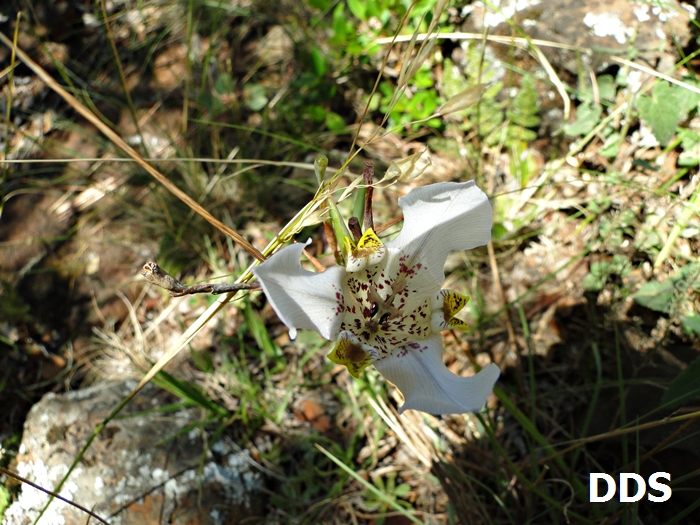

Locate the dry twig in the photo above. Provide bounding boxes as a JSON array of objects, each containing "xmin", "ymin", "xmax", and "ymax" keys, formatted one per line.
[{"xmin": 141, "ymin": 262, "xmax": 260, "ymax": 297}]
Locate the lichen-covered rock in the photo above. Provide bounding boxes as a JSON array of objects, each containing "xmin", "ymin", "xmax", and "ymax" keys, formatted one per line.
[
  {"xmin": 3, "ymin": 381, "xmax": 264, "ymax": 525},
  {"xmin": 464, "ymin": 0, "xmax": 694, "ymax": 74}
]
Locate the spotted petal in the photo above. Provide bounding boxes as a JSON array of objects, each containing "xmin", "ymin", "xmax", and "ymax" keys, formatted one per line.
[
  {"xmin": 327, "ymin": 331, "xmax": 379, "ymax": 378},
  {"xmin": 431, "ymin": 289, "xmax": 470, "ymax": 332},
  {"xmin": 252, "ymin": 241, "xmax": 346, "ymax": 340},
  {"xmin": 385, "ymin": 181, "xmax": 492, "ymax": 290},
  {"xmin": 374, "ymin": 335, "xmax": 500, "ymax": 415}
]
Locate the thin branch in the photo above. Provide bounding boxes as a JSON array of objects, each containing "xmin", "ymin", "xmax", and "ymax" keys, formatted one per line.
[
  {"xmin": 374, "ymin": 216, "xmax": 403, "ymax": 235},
  {"xmin": 141, "ymin": 262, "xmax": 260, "ymax": 297}
]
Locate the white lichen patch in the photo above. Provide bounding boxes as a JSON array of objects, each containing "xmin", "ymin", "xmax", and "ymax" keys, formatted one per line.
[
  {"xmin": 93, "ymin": 476, "xmax": 104, "ymax": 491},
  {"xmin": 476, "ymin": 0, "xmax": 542, "ymax": 28},
  {"xmin": 651, "ymin": 5, "xmax": 676, "ymax": 23},
  {"xmin": 633, "ymin": 4, "xmax": 650, "ymax": 23},
  {"xmin": 113, "ymin": 477, "xmax": 131, "ymax": 506},
  {"xmin": 151, "ymin": 468, "xmax": 168, "ymax": 483},
  {"xmin": 583, "ymin": 11, "xmax": 631, "ymax": 45},
  {"xmin": 164, "ymin": 469, "xmax": 196, "ymax": 501},
  {"xmin": 3, "ymin": 460, "xmax": 76, "ymax": 525},
  {"xmin": 682, "ymin": 3, "xmax": 697, "ymax": 17}
]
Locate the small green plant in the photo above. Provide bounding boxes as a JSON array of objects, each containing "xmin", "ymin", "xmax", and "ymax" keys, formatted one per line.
[
  {"xmin": 440, "ymin": 51, "xmax": 505, "ymax": 144},
  {"xmin": 635, "ymin": 79, "xmax": 700, "ymax": 145},
  {"xmin": 564, "ymin": 74, "xmax": 616, "ymax": 138},
  {"xmin": 0, "ymin": 485, "xmax": 10, "ymax": 517},
  {"xmin": 583, "ymin": 254, "xmax": 632, "ymax": 292},
  {"xmin": 373, "ymin": 66, "xmax": 442, "ymax": 130},
  {"xmin": 360, "ymin": 472, "xmax": 412, "ymax": 524},
  {"xmin": 504, "ymin": 74, "xmax": 541, "ymax": 143},
  {"xmin": 633, "ymin": 263, "xmax": 700, "ymax": 333}
]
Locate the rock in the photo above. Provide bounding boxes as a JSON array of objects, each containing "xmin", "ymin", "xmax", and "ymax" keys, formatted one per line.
[
  {"xmin": 4, "ymin": 381, "xmax": 265, "ymax": 525},
  {"xmin": 464, "ymin": 0, "xmax": 694, "ymax": 74}
]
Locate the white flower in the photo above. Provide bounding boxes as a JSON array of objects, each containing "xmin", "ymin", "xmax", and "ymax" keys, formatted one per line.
[{"xmin": 252, "ymin": 181, "xmax": 500, "ymax": 415}]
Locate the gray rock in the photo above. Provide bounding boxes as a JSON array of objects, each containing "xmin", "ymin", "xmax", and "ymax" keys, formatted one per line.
[
  {"xmin": 3, "ymin": 381, "xmax": 264, "ymax": 525},
  {"xmin": 464, "ymin": 0, "xmax": 694, "ymax": 74}
]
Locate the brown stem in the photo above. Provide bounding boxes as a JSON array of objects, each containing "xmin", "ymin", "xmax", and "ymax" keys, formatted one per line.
[
  {"xmin": 347, "ymin": 216, "xmax": 363, "ymax": 242},
  {"xmin": 141, "ymin": 262, "xmax": 260, "ymax": 297}
]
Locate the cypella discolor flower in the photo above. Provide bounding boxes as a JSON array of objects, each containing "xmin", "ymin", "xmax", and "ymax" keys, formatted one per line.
[{"xmin": 252, "ymin": 181, "xmax": 500, "ymax": 415}]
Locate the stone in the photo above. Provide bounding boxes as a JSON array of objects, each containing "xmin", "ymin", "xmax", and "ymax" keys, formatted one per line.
[
  {"xmin": 4, "ymin": 381, "xmax": 264, "ymax": 525},
  {"xmin": 464, "ymin": 0, "xmax": 694, "ymax": 74}
]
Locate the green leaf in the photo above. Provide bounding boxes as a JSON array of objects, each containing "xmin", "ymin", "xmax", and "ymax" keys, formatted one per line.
[
  {"xmin": 347, "ymin": 0, "xmax": 366, "ymax": 20},
  {"xmin": 608, "ymin": 254, "xmax": 631, "ymax": 276},
  {"xmin": 678, "ymin": 128, "xmax": 700, "ymax": 166},
  {"xmin": 583, "ymin": 261, "xmax": 613, "ymax": 292},
  {"xmin": 330, "ymin": 4, "xmax": 348, "ymax": 45},
  {"xmin": 682, "ymin": 314, "xmax": 700, "ymax": 336},
  {"xmin": 677, "ymin": 76, "xmax": 700, "ymax": 115},
  {"xmin": 661, "ymin": 356, "xmax": 700, "ymax": 410},
  {"xmin": 325, "ymin": 111, "xmax": 346, "ymax": 132},
  {"xmin": 633, "ymin": 280, "xmax": 674, "ymax": 313},
  {"xmin": 153, "ymin": 370, "xmax": 228, "ymax": 418},
  {"xmin": 491, "ymin": 222, "xmax": 508, "ymax": 239},
  {"xmin": 618, "ymin": 209, "xmax": 637, "ymax": 229},
  {"xmin": 636, "ymin": 82, "xmax": 683, "ymax": 145},
  {"xmin": 413, "ymin": 68, "xmax": 435, "ymax": 89},
  {"xmin": 600, "ymin": 132, "xmax": 621, "ymax": 157},
  {"xmin": 0, "ymin": 485, "xmax": 9, "ymax": 516},
  {"xmin": 214, "ymin": 73, "xmax": 234, "ymax": 94},
  {"xmin": 563, "ymin": 103, "xmax": 601, "ymax": 136},
  {"xmin": 394, "ymin": 483, "xmax": 412, "ymax": 497},
  {"xmin": 310, "ymin": 47, "xmax": 327, "ymax": 77},
  {"xmin": 307, "ymin": 0, "xmax": 330, "ymax": 9},
  {"xmin": 597, "ymin": 74, "xmax": 616, "ymax": 102},
  {"xmin": 245, "ymin": 301, "xmax": 281, "ymax": 359},
  {"xmin": 305, "ymin": 104, "xmax": 326, "ymax": 122}
]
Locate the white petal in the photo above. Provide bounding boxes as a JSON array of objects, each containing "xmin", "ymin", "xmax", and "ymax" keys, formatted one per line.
[
  {"xmin": 385, "ymin": 181, "xmax": 492, "ymax": 286},
  {"xmin": 345, "ymin": 253, "xmax": 368, "ymax": 272},
  {"xmin": 252, "ymin": 241, "xmax": 346, "ymax": 340},
  {"xmin": 374, "ymin": 335, "xmax": 500, "ymax": 415}
]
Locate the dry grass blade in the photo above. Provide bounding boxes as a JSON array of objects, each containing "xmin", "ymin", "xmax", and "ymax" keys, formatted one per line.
[
  {"xmin": 534, "ymin": 409, "xmax": 700, "ymax": 467},
  {"xmin": 97, "ymin": 0, "xmax": 144, "ymax": 149},
  {"xmin": 529, "ymin": 44, "xmax": 570, "ymax": 120},
  {"xmin": 0, "ymin": 32, "xmax": 265, "ymax": 262},
  {"xmin": 2, "ymin": 12, "xmax": 21, "ymax": 197},
  {"xmin": 366, "ymin": 396, "xmax": 432, "ymax": 468},
  {"xmin": 377, "ymin": 31, "xmax": 700, "ymax": 98},
  {"xmin": 611, "ymin": 55, "xmax": 700, "ymax": 96},
  {"xmin": 437, "ymin": 83, "xmax": 490, "ymax": 116}
]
